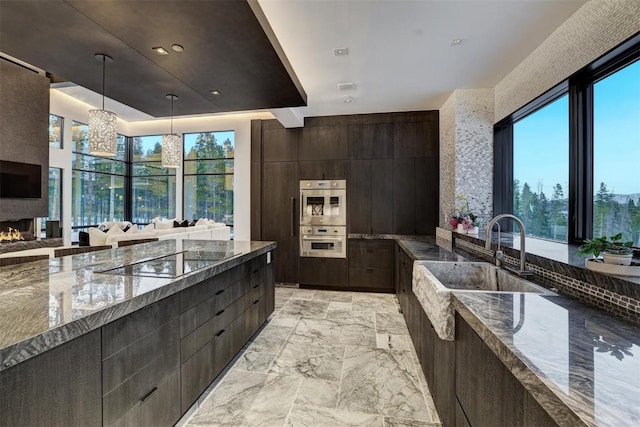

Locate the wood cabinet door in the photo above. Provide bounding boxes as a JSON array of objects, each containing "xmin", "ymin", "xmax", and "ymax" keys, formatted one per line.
[
  {"xmin": 349, "ymin": 159, "xmax": 372, "ymax": 233},
  {"xmin": 263, "ymin": 127, "xmax": 299, "ymax": 162},
  {"xmin": 349, "ymin": 123, "xmax": 393, "ymax": 159},
  {"xmin": 299, "ymin": 126, "xmax": 348, "ymax": 160},
  {"xmin": 262, "ymin": 161, "xmax": 299, "ymax": 283},
  {"xmin": 371, "ymin": 159, "xmax": 393, "ymax": 233},
  {"xmin": 393, "ymin": 158, "xmax": 416, "ymax": 234},
  {"xmin": 455, "ymin": 313, "xmax": 525, "ymax": 426},
  {"xmin": 0, "ymin": 330, "xmax": 102, "ymax": 427},
  {"xmin": 415, "ymin": 157, "xmax": 439, "ymax": 235}
]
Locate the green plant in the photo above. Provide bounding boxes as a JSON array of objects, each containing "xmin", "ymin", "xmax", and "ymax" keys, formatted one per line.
[{"xmin": 578, "ymin": 233, "xmax": 633, "ymax": 259}]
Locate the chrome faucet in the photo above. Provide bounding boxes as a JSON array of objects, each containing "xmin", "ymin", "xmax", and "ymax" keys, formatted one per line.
[{"xmin": 485, "ymin": 214, "xmax": 533, "ymax": 277}]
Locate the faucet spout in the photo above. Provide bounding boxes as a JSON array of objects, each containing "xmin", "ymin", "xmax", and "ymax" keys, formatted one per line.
[{"xmin": 484, "ymin": 214, "xmax": 533, "ymax": 277}]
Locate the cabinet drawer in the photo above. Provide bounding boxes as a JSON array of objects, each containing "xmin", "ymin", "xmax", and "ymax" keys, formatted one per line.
[
  {"xmin": 103, "ymin": 344, "xmax": 180, "ymax": 427},
  {"xmin": 102, "ymin": 294, "xmax": 180, "ymax": 358},
  {"xmin": 181, "ymin": 338, "xmax": 216, "ymax": 412},
  {"xmin": 181, "ymin": 297, "xmax": 244, "ymax": 362},
  {"xmin": 348, "ymin": 239, "xmax": 393, "ymax": 269},
  {"xmin": 299, "ymin": 258, "xmax": 348, "ymax": 286},
  {"xmin": 180, "ymin": 286, "xmax": 231, "ymax": 338},
  {"xmin": 179, "ymin": 272, "xmax": 229, "ymax": 313},
  {"xmin": 103, "ymin": 316, "xmax": 180, "ymax": 394},
  {"xmin": 348, "ymin": 268, "xmax": 393, "ymax": 289}
]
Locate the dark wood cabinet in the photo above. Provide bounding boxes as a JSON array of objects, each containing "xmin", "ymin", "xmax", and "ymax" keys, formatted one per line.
[
  {"xmin": 348, "ymin": 239, "xmax": 393, "ymax": 290},
  {"xmin": 455, "ymin": 313, "xmax": 555, "ymax": 427},
  {"xmin": 349, "ymin": 159, "xmax": 393, "ymax": 234},
  {"xmin": 0, "ymin": 330, "xmax": 102, "ymax": 427},
  {"xmin": 298, "ymin": 159, "xmax": 349, "ymax": 180},
  {"xmin": 262, "ymin": 161, "xmax": 298, "ymax": 284},
  {"xmin": 393, "ymin": 120, "xmax": 439, "ymax": 158},
  {"xmin": 393, "ymin": 158, "xmax": 416, "ymax": 234},
  {"xmin": 299, "ymin": 126, "xmax": 349, "ymax": 160},
  {"xmin": 102, "ymin": 294, "xmax": 182, "ymax": 427},
  {"xmin": 349, "ymin": 123, "xmax": 393, "ymax": 159},
  {"xmin": 263, "ymin": 126, "xmax": 299, "ymax": 162},
  {"xmin": 299, "ymin": 257, "xmax": 348, "ymax": 287}
]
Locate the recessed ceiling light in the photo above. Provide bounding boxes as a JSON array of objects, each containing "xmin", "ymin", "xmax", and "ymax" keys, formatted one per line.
[
  {"xmin": 337, "ymin": 82, "xmax": 355, "ymax": 91},
  {"xmin": 171, "ymin": 44, "xmax": 184, "ymax": 52},
  {"xmin": 152, "ymin": 46, "xmax": 169, "ymax": 55},
  {"xmin": 210, "ymin": 90, "xmax": 222, "ymax": 96},
  {"xmin": 451, "ymin": 39, "xmax": 463, "ymax": 46},
  {"xmin": 333, "ymin": 48, "xmax": 349, "ymax": 56},
  {"xmin": 343, "ymin": 96, "xmax": 353, "ymax": 103}
]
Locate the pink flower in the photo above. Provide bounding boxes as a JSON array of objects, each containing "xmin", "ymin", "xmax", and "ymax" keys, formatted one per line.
[
  {"xmin": 462, "ymin": 217, "xmax": 474, "ymax": 231},
  {"xmin": 449, "ymin": 218, "xmax": 458, "ymax": 229}
]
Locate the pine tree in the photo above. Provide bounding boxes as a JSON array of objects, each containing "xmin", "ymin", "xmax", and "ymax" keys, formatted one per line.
[
  {"xmin": 520, "ymin": 183, "xmax": 533, "ymax": 234},
  {"xmin": 513, "ymin": 179, "xmax": 522, "ymax": 219}
]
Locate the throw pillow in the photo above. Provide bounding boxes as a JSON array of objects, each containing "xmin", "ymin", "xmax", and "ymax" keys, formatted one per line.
[
  {"xmin": 141, "ymin": 223, "xmax": 155, "ymax": 233},
  {"xmin": 106, "ymin": 225, "xmax": 124, "ymax": 238},
  {"xmin": 88, "ymin": 228, "xmax": 108, "ymax": 246},
  {"xmin": 125, "ymin": 225, "xmax": 139, "ymax": 234}
]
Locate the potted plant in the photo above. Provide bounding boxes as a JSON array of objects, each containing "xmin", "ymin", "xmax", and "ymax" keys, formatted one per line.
[
  {"xmin": 450, "ymin": 194, "xmax": 480, "ymax": 234},
  {"xmin": 578, "ymin": 233, "xmax": 634, "ymax": 266}
]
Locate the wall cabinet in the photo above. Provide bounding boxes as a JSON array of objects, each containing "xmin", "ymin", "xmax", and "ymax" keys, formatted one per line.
[
  {"xmin": 298, "ymin": 159, "xmax": 349, "ymax": 180},
  {"xmin": 349, "ymin": 159, "xmax": 393, "ymax": 234}
]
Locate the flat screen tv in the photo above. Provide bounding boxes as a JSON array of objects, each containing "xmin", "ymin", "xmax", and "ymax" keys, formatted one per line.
[{"xmin": 0, "ymin": 160, "xmax": 42, "ymax": 198}]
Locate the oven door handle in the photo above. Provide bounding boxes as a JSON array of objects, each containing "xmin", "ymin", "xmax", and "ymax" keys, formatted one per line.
[{"xmin": 302, "ymin": 236, "xmax": 343, "ymax": 241}]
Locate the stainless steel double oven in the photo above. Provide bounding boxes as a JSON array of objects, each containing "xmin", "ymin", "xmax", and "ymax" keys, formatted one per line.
[{"xmin": 299, "ymin": 180, "xmax": 346, "ymax": 258}]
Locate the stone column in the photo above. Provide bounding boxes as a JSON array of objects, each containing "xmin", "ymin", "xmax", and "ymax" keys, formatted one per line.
[{"xmin": 439, "ymin": 88, "xmax": 494, "ymax": 230}]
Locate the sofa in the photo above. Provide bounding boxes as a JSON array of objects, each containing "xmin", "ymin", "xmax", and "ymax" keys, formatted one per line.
[{"xmin": 87, "ymin": 219, "xmax": 231, "ymax": 247}]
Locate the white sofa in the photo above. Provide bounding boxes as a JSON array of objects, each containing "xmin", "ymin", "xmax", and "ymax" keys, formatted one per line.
[{"xmin": 88, "ymin": 220, "xmax": 231, "ymax": 247}]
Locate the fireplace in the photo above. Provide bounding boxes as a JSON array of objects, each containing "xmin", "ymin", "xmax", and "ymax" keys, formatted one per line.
[{"xmin": 0, "ymin": 219, "xmax": 35, "ymax": 242}]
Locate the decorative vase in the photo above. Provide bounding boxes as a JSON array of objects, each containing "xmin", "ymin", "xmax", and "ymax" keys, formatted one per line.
[
  {"xmin": 602, "ymin": 252, "xmax": 633, "ymax": 266},
  {"xmin": 456, "ymin": 224, "xmax": 466, "ymax": 234},
  {"xmin": 468, "ymin": 226, "xmax": 479, "ymax": 235}
]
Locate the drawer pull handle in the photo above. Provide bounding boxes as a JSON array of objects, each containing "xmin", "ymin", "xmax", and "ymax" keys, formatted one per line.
[
  {"xmin": 365, "ymin": 268, "xmax": 374, "ymax": 272},
  {"xmin": 253, "ymin": 269, "xmax": 260, "ymax": 274},
  {"xmin": 216, "ymin": 309, "xmax": 225, "ymax": 316},
  {"xmin": 253, "ymin": 283, "xmax": 260, "ymax": 289},
  {"xmin": 140, "ymin": 387, "xmax": 158, "ymax": 403},
  {"xmin": 215, "ymin": 289, "xmax": 225, "ymax": 296},
  {"xmin": 253, "ymin": 299, "xmax": 260, "ymax": 305},
  {"xmin": 216, "ymin": 329, "xmax": 226, "ymax": 337}
]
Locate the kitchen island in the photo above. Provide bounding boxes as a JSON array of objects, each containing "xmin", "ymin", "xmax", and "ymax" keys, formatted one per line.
[{"xmin": 0, "ymin": 239, "xmax": 276, "ymax": 426}]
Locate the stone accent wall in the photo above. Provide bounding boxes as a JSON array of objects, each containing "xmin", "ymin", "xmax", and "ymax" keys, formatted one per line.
[
  {"xmin": 439, "ymin": 89, "xmax": 494, "ymax": 229},
  {"xmin": 494, "ymin": 0, "xmax": 640, "ymax": 122},
  {"xmin": 439, "ymin": 93, "xmax": 456, "ymax": 228}
]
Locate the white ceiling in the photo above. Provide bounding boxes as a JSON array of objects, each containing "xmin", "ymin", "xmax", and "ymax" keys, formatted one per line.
[{"xmin": 56, "ymin": 0, "xmax": 587, "ymax": 122}]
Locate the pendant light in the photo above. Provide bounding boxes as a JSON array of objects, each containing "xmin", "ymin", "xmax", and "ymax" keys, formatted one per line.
[
  {"xmin": 162, "ymin": 94, "xmax": 181, "ymax": 168},
  {"xmin": 88, "ymin": 53, "xmax": 118, "ymax": 156}
]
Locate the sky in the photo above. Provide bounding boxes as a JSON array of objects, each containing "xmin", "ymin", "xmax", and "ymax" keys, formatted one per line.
[{"xmin": 513, "ymin": 59, "xmax": 639, "ymax": 197}]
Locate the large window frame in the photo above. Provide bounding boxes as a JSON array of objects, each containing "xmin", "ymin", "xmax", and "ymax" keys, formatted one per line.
[{"xmin": 494, "ymin": 33, "xmax": 640, "ymax": 245}]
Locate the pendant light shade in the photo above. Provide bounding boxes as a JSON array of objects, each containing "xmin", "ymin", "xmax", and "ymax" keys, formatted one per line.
[
  {"xmin": 89, "ymin": 53, "xmax": 118, "ymax": 156},
  {"xmin": 162, "ymin": 94, "xmax": 181, "ymax": 168}
]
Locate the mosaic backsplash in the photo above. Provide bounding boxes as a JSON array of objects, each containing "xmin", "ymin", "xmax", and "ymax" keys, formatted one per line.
[{"xmin": 454, "ymin": 236, "xmax": 640, "ymax": 325}]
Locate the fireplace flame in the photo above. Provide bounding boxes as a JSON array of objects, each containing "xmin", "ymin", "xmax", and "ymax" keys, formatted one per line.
[{"xmin": 0, "ymin": 227, "xmax": 24, "ymax": 243}]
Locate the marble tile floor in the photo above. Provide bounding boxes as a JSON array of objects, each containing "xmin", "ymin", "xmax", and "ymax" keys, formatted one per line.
[{"xmin": 181, "ymin": 286, "xmax": 441, "ymax": 427}]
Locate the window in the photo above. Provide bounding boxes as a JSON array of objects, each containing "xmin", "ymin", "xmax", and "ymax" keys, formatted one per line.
[
  {"xmin": 49, "ymin": 114, "xmax": 63, "ymax": 149},
  {"xmin": 593, "ymin": 59, "xmax": 640, "ymax": 246},
  {"xmin": 513, "ymin": 94, "xmax": 569, "ymax": 241},
  {"xmin": 131, "ymin": 135, "xmax": 176, "ymax": 223},
  {"xmin": 494, "ymin": 34, "xmax": 640, "ymax": 246},
  {"xmin": 183, "ymin": 131, "xmax": 234, "ymax": 225},
  {"xmin": 41, "ymin": 167, "xmax": 62, "ymax": 237},
  {"xmin": 71, "ymin": 121, "xmax": 127, "ymax": 232}
]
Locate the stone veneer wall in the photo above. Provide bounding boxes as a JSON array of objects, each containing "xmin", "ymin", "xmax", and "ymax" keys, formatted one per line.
[
  {"xmin": 439, "ymin": 89, "xmax": 494, "ymax": 229},
  {"xmin": 494, "ymin": 0, "xmax": 640, "ymax": 122}
]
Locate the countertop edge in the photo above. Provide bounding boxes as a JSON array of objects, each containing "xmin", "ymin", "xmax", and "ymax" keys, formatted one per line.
[
  {"xmin": 0, "ymin": 242, "xmax": 276, "ymax": 372},
  {"xmin": 452, "ymin": 295, "xmax": 589, "ymax": 427}
]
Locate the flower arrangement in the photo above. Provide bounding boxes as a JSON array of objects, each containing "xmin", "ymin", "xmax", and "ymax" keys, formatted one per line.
[{"xmin": 449, "ymin": 193, "xmax": 479, "ymax": 231}]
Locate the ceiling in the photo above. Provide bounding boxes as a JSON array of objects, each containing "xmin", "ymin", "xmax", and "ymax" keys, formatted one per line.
[
  {"xmin": 0, "ymin": 0, "xmax": 306, "ymax": 117},
  {"xmin": 1, "ymin": 0, "xmax": 587, "ymax": 122}
]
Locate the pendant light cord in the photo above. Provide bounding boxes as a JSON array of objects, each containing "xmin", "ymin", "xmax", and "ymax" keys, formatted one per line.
[
  {"xmin": 170, "ymin": 96, "xmax": 174, "ymax": 134},
  {"xmin": 101, "ymin": 55, "xmax": 106, "ymax": 110}
]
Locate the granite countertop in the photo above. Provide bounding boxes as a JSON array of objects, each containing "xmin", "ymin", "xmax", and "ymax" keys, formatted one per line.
[
  {"xmin": 394, "ymin": 234, "xmax": 640, "ymax": 427},
  {"xmin": 454, "ymin": 292, "xmax": 640, "ymax": 427},
  {"xmin": 0, "ymin": 239, "xmax": 276, "ymax": 371}
]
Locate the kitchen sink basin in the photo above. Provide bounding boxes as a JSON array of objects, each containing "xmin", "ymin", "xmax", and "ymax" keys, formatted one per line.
[
  {"xmin": 418, "ymin": 261, "xmax": 552, "ymax": 294},
  {"xmin": 412, "ymin": 261, "xmax": 555, "ymax": 341}
]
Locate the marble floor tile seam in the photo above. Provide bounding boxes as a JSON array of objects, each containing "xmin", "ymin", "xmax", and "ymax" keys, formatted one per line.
[{"xmin": 276, "ymin": 375, "xmax": 304, "ymax": 427}]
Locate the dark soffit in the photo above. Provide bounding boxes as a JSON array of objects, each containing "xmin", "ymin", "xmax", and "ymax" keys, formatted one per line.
[{"xmin": 0, "ymin": 0, "xmax": 307, "ymax": 117}]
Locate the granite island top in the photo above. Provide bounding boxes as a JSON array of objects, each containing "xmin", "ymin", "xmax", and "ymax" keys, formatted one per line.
[
  {"xmin": 394, "ymin": 235, "xmax": 640, "ymax": 427},
  {"xmin": 0, "ymin": 239, "xmax": 276, "ymax": 371}
]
